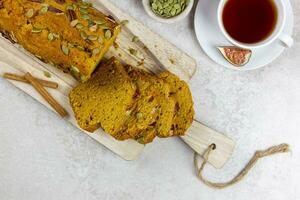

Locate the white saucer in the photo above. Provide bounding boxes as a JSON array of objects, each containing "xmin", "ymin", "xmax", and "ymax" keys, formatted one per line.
[{"xmin": 194, "ymin": 0, "xmax": 294, "ymax": 70}]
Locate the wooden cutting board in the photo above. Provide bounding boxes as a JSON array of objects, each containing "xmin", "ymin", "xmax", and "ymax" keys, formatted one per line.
[{"xmin": 0, "ymin": 0, "xmax": 235, "ymax": 169}]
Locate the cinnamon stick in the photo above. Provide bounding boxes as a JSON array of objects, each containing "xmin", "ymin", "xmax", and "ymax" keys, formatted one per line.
[
  {"xmin": 3, "ymin": 73, "xmax": 58, "ymax": 89},
  {"xmin": 24, "ymin": 72, "xmax": 68, "ymax": 118}
]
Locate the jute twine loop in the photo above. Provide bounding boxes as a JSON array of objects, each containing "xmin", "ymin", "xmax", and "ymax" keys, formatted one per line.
[{"xmin": 194, "ymin": 143, "xmax": 290, "ymax": 189}]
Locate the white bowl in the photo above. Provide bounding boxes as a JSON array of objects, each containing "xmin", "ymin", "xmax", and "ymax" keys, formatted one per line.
[{"xmin": 142, "ymin": 0, "xmax": 194, "ymax": 24}]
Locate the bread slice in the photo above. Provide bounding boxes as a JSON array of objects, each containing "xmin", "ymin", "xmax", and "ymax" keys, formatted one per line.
[
  {"xmin": 115, "ymin": 66, "xmax": 175, "ymax": 144},
  {"xmin": 158, "ymin": 72, "xmax": 194, "ymax": 137},
  {"xmin": 69, "ymin": 57, "xmax": 136, "ymax": 136},
  {"xmin": 115, "ymin": 66, "xmax": 162, "ymax": 141}
]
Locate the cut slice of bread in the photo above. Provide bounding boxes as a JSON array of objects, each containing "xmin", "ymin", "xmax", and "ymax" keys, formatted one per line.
[
  {"xmin": 117, "ymin": 66, "xmax": 175, "ymax": 144},
  {"xmin": 69, "ymin": 57, "xmax": 136, "ymax": 136},
  {"xmin": 158, "ymin": 72, "xmax": 194, "ymax": 137},
  {"xmin": 115, "ymin": 66, "xmax": 163, "ymax": 141}
]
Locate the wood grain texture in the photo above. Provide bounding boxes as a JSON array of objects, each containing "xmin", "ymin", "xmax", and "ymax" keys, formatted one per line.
[
  {"xmin": 0, "ymin": 0, "xmax": 235, "ymax": 167},
  {"xmin": 181, "ymin": 121, "xmax": 235, "ymax": 169}
]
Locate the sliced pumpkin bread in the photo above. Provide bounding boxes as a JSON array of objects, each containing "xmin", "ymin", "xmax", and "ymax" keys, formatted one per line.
[
  {"xmin": 69, "ymin": 57, "xmax": 136, "ymax": 136},
  {"xmin": 158, "ymin": 71, "xmax": 194, "ymax": 137}
]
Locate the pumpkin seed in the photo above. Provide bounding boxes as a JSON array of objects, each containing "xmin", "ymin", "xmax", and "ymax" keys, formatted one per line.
[
  {"xmin": 98, "ymin": 24, "xmax": 109, "ymax": 30},
  {"xmin": 120, "ymin": 20, "xmax": 129, "ymax": 26},
  {"xmin": 87, "ymin": 35, "xmax": 98, "ymax": 41},
  {"xmin": 132, "ymin": 36, "xmax": 139, "ymax": 42},
  {"xmin": 79, "ymin": 7, "xmax": 88, "ymax": 14},
  {"xmin": 150, "ymin": 0, "xmax": 188, "ymax": 18},
  {"xmin": 48, "ymin": 33, "xmax": 54, "ymax": 41},
  {"xmin": 52, "ymin": 33, "xmax": 60, "ymax": 39},
  {"xmin": 129, "ymin": 48, "xmax": 138, "ymax": 56},
  {"xmin": 25, "ymin": 9, "xmax": 34, "ymax": 18},
  {"xmin": 70, "ymin": 19, "xmax": 79, "ymax": 27},
  {"xmin": 75, "ymin": 23, "xmax": 84, "ymax": 29},
  {"xmin": 92, "ymin": 47, "xmax": 100, "ymax": 56},
  {"xmin": 104, "ymin": 30, "xmax": 112, "ymax": 39},
  {"xmin": 80, "ymin": 31, "xmax": 88, "ymax": 40},
  {"xmin": 43, "ymin": 71, "xmax": 51, "ymax": 78},
  {"xmin": 70, "ymin": 65, "xmax": 80, "ymax": 74},
  {"xmin": 61, "ymin": 44, "xmax": 69, "ymax": 55},
  {"xmin": 39, "ymin": 5, "xmax": 48, "ymax": 14},
  {"xmin": 81, "ymin": 14, "xmax": 90, "ymax": 20},
  {"xmin": 94, "ymin": 19, "xmax": 105, "ymax": 25},
  {"xmin": 98, "ymin": 37, "xmax": 103, "ymax": 44},
  {"xmin": 80, "ymin": 5, "xmax": 89, "ymax": 9},
  {"xmin": 32, "ymin": 27, "xmax": 42, "ymax": 33}
]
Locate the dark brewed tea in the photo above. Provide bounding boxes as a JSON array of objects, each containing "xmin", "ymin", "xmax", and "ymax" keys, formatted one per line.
[{"xmin": 222, "ymin": 0, "xmax": 278, "ymax": 44}]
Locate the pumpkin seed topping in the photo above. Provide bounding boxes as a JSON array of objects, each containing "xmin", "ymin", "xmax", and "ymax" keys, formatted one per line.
[
  {"xmin": 39, "ymin": 5, "xmax": 48, "ymax": 14},
  {"xmin": 81, "ymin": 14, "xmax": 90, "ymax": 20},
  {"xmin": 70, "ymin": 65, "xmax": 80, "ymax": 74},
  {"xmin": 98, "ymin": 24, "xmax": 110, "ymax": 30},
  {"xmin": 25, "ymin": 9, "xmax": 34, "ymax": 18},
  {"xmin": 32, "ymin": 27, "xmax": 42, "ymax": 33},
  {"xmin": 48, "ymin": 33, "xmax": 54, "ymax": 41},
  {"xmin": 80, "ymin": 31, "xmax": 88, "ymax": 40},
  {"xmin": 92, "ymin": 47, "xmax": 100, "ymax": 56},
  {"xmin": 70, "ymin": 19, "xmax": 79, "ymax": 27},
  {"xmin": 79, "ymin": 7, "xmax": 88, "ymax": 14},
  {"xmin": 75, "ymin": 23, "xmax": 84, "ymax": 29},
  {"xmin": 80, "ymin": 5, "xmax": 89, "ymax": 9},
  {"xmin": 98, "ymin": 37, "xmax": 103, "ymax": 44},
  {"xmin": 94, "ymin": 19, "xmax": 105, "ymax": 25},
  {"xmin": 61, "ymin": 44, "xmax": 69, "ymax": 55},
  {"xmin": 52, "ymin": 33, "xmax": 60, "ymax": 39},
  {"xmin": 87, "ymin": 35, "xmax": 98, "ymax": 41},
  {"xmin": 104, "ymin": 30, "xmax": 112, "ymax": 39}
]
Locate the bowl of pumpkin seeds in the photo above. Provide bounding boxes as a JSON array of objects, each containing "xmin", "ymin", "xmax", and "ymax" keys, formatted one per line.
[{"xmin": 142, "ymin": 0, "xmax": 194, "ymax": 23}]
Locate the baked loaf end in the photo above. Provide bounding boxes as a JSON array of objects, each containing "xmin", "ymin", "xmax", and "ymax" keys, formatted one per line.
[
  {"xmin": 0, "ymin": 0, "xmax": 120, "ymax": 81},
  {"xmin": 158, "ymin": 72, "xmax": 195, "ymax": 137},
  {"xmin": 69, "ymin": 57, "xmax": 136, "ymax": 134}
]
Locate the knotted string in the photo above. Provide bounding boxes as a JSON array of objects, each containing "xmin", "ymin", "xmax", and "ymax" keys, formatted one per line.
[{"xmin": 194, "ymin": 143, "xmax": 290, "ymax": 189}]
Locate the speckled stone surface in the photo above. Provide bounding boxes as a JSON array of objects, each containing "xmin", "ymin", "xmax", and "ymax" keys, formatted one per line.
[{"xmin": 0, "ymin": 0, "xmax": 299, "ymax": 199}]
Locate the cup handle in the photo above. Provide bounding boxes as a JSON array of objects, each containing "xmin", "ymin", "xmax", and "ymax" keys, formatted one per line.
[{"xmin": 279, "ymin": 33, "xmax": 294, "ymax": 48}]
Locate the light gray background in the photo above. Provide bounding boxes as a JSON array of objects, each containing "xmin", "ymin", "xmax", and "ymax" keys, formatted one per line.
[{"xmin": 0, "ymin": 0, "xmax": 299, "ymax": 199}]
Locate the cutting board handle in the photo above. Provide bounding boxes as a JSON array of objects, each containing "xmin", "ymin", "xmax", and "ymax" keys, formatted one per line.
[{"xmin": 181, "ymin": 121, "xmax": 235, "ymax": 169}]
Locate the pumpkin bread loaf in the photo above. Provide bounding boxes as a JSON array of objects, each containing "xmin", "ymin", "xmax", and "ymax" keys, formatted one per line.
[
  {"xmin": 0, "ymin": 0, "xmax": 120, "ymax": 81},
  {"xmin": 69, "ymin": 58, "xmax": 136, "ymax": 135}
]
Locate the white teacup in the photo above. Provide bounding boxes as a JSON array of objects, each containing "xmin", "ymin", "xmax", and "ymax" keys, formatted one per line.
[{"xmin": 217, "ymin": 0, "xmax": 294, "ymax": 49}]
